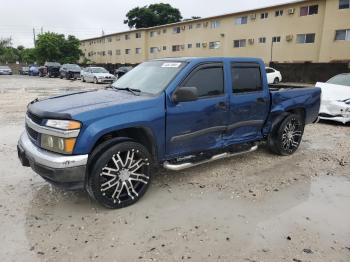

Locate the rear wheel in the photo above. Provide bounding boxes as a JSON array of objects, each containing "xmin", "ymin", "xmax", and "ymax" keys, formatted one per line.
[
  {"xmin": 87, "ymin": 141, "xmax": 152, "ymax": 209},
  {"xmin": 94, "ymin": 77, "xmax": 98, "ymax": 84},
  {"xmin": 273, "ymin": 77, "xmax": 279, "ymax": 84},
  {"xmin": 268, "ymin": 114, "xmax": 304, "ymax": 155}
]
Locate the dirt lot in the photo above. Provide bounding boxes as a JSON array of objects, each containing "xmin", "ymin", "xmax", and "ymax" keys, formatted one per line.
[{"xmin": 0, "ymin": 75, "xmax": 349, "ymax": 262}]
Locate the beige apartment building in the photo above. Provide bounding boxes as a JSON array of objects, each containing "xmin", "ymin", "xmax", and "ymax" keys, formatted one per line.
[{"xmin": 80, "ymin": 0, "xmax": 350, "ymax": 64}]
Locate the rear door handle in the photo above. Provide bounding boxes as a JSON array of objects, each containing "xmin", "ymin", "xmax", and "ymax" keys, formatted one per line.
[{"xmin": 216, "ymin": 102, "xmax": 228, "ymax": 110}]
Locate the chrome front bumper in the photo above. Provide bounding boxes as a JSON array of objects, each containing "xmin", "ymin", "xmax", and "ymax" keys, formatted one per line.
[{"xmin": 17, "ymin": 132, "xmax": 88, "ymax": 189}]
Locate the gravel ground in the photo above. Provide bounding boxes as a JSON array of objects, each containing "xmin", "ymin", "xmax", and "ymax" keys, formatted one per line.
[{"xmin": 0, "ymin": 75, "xmax": 349, "ymax": 262}]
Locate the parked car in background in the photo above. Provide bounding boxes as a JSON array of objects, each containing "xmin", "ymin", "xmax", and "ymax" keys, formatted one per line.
[
  {"xmin": 115, "ymin": 66, "xmax": 132, "ymax": 79},
  {"xmin": 266, "ymin": 67, "xmax": 282, "ymax": 84},
  {"xmin": 81, "ymin": 66, "xmax": 116, "ymax": 84},
  {"xmin": 18, "ymin": 57, "xmax": 321, "ymax": 209},
  {"xmin": 316, "ymin": 73, "xmax": 350, "ymax": 124},
  {"xmin": 60, "ymin": 64, "xmax": 81, "ymax": 80},
  {"xmin": 29, "ymin": 65, "xmax": 39, "ymax": 76},
  {"xmin": 0, "ymin": 65, "xmax": 12, "ymax": 75},
  {"xmin": 38, "ymin": 62, "xmax": 61, "ymax": 77},
  {"xmin": 19, "ymin": 67, "xmax": 29, "ymax": 75}
]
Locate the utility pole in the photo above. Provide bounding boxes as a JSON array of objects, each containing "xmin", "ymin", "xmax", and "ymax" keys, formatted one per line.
[
  {"xmin": 41, "ymin": 27, "xmax": 43, "ymax": 34},
  {"xmin": 270, "ymin": 38, "xmax": 274, "ymax": 66},
  {"xmin": 33, "ymin": 28, "xmax": 36, "ymax": 47}
]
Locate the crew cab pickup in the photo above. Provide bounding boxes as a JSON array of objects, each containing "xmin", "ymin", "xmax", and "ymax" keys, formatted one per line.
[{"xmin": 17, "ymin": 57, "xmax": 321, "ymax": 209}]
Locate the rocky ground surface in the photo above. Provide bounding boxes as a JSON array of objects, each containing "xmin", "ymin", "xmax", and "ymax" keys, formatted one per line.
[{"xmin": 0, "ymin": 75, "xmax": 349, "ymax": 262}]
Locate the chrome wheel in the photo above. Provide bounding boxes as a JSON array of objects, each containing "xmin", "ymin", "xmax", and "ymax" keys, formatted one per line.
[
  {"xmin": 99, "ymin": 149, "xmax": 150, "ymax": 204},
  {"xmin": 281, "ymin": 117, "xmax": 302, "ymax": 153}
]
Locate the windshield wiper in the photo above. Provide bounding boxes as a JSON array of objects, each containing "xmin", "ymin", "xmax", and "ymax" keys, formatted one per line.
[{"xmin": 113, "ymin": 86, "xmax": 141, "ymax": 96}]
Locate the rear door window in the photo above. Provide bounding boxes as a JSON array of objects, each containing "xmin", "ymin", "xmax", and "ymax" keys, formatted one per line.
[{"xmin": 231, "ymin": 63, "xmax": 263, "ymax": 93}]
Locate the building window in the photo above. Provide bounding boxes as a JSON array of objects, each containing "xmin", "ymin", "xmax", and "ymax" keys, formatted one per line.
[
  {"xmin": 188, "ymin": 43, "xmax": 193, "ymax": 49},
  {"xmin": 173, "ymin": 27, "xmax": 181, "ymax": 34},
  {"xmin": 108, "ymin": 50, "xmax": 112, "ymax": 55},
  {"xmin": 209, "ymin": 41, "xmax": 221, "ymax": 49},
  {"xmin": 116, "ymin": 36, "xmax": 121, "ymax": 41},
  {"xmin": 163, "ymin": 29, "xmax": 167, "ymax": 34},
  {"xmin": 260, "ymin": 12, "xmax": 269, "ymax": 19},
  {"xmin": 272, "ymin": 36, "xmax": 281, "ymax": 43},
  {"xmin": 339, "ymin": 0, "xmax": 350, "ymax": 9},
  {"xmin": 136, "ymin": 32, "xmax": 142, "ymax": 38},
  {"xmin": 163, "ymin": 46, "xmax": 167, "ymax": 51},
  {"xmin": 196, "ymin": 23, "xmax": 202, "ymax": 28},
  {"xmin": 116, "ymin": 50, "xmax": 121, "ymax": 55},
  {"xmin": 150, "ymin": 47, "xmax": 158, "ymax": 53},
  {"xmin": 296, "ymin": 33, "xmax": 316, "ymax": 43},
  {"xmin": 233, "ymin": 39, "xmax": 246, "ymax": 48},
  {"xmin": 275, "ymin": 10, "xmax": 283, "ymax": 16},
  {"xmin": 196, "ymin": 43, "xmax": 201, "ymax": 48},
  {"xmin": 125, "ymin": 34, "xmax": 130, "ymax": 40},
  {"xmin": 172, "ymin": 45, "xmax": 181, "ymax": 52},
  {"xmin": 125, "ymin": 49, "xmax": 131, "ymax": 54},
  {"xmin": 107, "ymin": 37, "xmax": 112, "ymax": 42},
  {"xmin": 235, "ymin": 16, "xmax": 248, "ymax": 25},
  {"xmin": 135, "ymin": 48, "xmax": 141, "ymax": 54},
  {"xmin": 102, "ymin": 51, "xmax": 106, "ymax": 56},
  {"xmin": 335, "ymin": 29, "xmax": 350, "ymax": 40},
  {"xmin": 211, "ymin": 20, "xmax": 220, "ymax": 28},
  {"xmin": 258, "ymin": 37, "xmax": 266, "ymax": 43},
  {"xmin": 300, "ymin": 5, "xmax": 318, "ymax": 16},
  {"xmin": 150, "ymin": 31, "xmax": 156, "ymax": 37},
  {"xmin": 189, "ymin": 24, "xmax": 193, "ymax": 30}
]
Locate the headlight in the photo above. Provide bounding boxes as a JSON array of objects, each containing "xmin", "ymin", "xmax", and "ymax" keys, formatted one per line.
[
  {"xmin": 45, "ymin": 119, "xmax": 81, "ymax": 130},
  {"xmin": 41, "ymin": 134, "xmax": 77, "ymax": 154}
]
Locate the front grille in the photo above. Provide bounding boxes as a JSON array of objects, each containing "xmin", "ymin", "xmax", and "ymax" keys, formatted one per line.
[
  {"xmin": 26, "ymin": 124, "xmax": 39, "ymax": 140},
  {"xmin": 27, "ymin": 111, "xmax": 43, "ymax": 125}
]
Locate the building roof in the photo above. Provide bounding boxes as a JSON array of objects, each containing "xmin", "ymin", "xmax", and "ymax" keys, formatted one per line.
[{"xmin": 80, "ymin": 0, "xmax": 307, "ymax": 42}]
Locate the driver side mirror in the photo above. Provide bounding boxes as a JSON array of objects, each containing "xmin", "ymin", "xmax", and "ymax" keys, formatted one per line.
[{"xmin": 172, "ymin": 86, "xmax": 198, "ymax": 103}]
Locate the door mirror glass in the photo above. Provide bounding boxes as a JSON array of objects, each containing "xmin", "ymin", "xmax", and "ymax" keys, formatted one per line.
[{"xmin": 172, "ymin": 86, "xmax": 198, "ymax": 103}]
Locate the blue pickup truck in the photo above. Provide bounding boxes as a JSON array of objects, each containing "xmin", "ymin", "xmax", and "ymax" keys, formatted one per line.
[{"xmin": 18, "ymin": 57, "xmax": 321, "ymax": 208}]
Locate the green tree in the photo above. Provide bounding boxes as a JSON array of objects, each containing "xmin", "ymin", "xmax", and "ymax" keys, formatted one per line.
[
  {"xmin": 20, "ymin": 48, "xmax": 37, "ymax": 64},
  {"xmin": 35, "ymin": 32, "xmax": 82, "ymax": 64},
  {"xmin": 124, "ymin": 3, "xmax": 182, "ymax": 29}
]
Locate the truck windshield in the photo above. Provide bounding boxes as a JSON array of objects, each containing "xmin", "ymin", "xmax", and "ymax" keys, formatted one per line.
[{"xmin": 112, "ymin": 61, "xmax": 186, "ymax": 94}]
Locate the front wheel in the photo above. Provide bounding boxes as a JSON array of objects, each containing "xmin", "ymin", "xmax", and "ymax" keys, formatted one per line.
[
  {"xmin": 93, "ymin": 77, "xmax": 98, "ymax": 84},
  {"xmin": 87, "ymin": 141, "xmax": 152, "ymax": 209},
  {"xmin": 268, "ymin": 114, "xmax": 304, "ymax": 156},
  {"xmin": 273, "ymin": 77, "xmax": 279, "ymax": 84}
]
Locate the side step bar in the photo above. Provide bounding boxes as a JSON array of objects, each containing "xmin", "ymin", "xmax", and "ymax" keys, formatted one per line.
[{"xmin": 163, "ymin": 145, "xmax": 258, "ymax": 171}]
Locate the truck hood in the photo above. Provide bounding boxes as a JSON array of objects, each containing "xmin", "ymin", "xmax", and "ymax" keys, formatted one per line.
[{"xmin": 28, "ymin": 89, "xmax": 154, "ymax": 120}]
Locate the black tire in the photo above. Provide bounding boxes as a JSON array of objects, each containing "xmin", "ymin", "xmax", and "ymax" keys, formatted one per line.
[
  {"xmin": 273, "ymin": 77, "xmax": 279, "ymax": 84},
  {"xmin": 81, "ymin": 76, "xmax": 85, "ymax": 82},
  {"xmin": 86, "ymin": 141, "xmax": 152, "ymax": 209},
  {"xmin": 268, "ymin": 114, "xmax": 304, "ymax": 156},
  {"xmin": 93, "ymin": 77, "xmax": 98, "ymax": 84},
  {"xmin": 65, "ymin": 73, "xmax": 70, "ymax": 80}
]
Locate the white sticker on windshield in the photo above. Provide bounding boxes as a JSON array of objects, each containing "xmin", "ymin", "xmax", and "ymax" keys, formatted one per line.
[{"xmin": 161, "ymin": 63, "xmax": 182, "ymax": 68}]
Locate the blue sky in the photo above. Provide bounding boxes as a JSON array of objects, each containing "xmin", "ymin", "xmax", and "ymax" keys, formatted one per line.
[{"xmin": 0, "ymin": 0, "xmax": 295, "ymax": 47}]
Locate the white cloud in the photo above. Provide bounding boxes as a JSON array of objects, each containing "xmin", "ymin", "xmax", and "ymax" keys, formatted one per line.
[{"xmin": 0, "ymin": 0, "xmax": 295, "ymax": 47}]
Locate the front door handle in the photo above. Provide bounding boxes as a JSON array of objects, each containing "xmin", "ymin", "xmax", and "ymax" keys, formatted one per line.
[
  {"xmin": 216, "ymin": 102, "xmax": 228, "ymax": 110},
  {"xmin": 256, "ymin": 97, "xmax": 267, "ymax": 104}
]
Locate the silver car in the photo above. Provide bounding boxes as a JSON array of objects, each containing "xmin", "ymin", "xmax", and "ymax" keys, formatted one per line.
[
  {"xmin": 81, "ymin": 67, "xmax": 116, "ymax": 84},
  {"xmin": 0, "ymin": 65, "xmax": 12, "ymax": 75}
]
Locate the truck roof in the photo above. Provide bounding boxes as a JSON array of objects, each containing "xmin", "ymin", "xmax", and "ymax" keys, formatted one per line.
[{"xmin": 153, "ymin": 57, "xmax": 264, "ymax": 63}]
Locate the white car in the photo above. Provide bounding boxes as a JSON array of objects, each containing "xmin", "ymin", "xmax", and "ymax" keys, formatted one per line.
[
  {"xmin": 0, "ymin": 65, "xmax": 12, "ymax": 75},
  {"xmin": 316, "ymin": 73, "xmax": 350, "ymax": 124},
  {"xmin": 81, "ymin": 67, "xmax": 116, "ymax": 84},
  {"xmin": 266, "ymin": 67, "xmax": 282, "ymax": 84}
]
